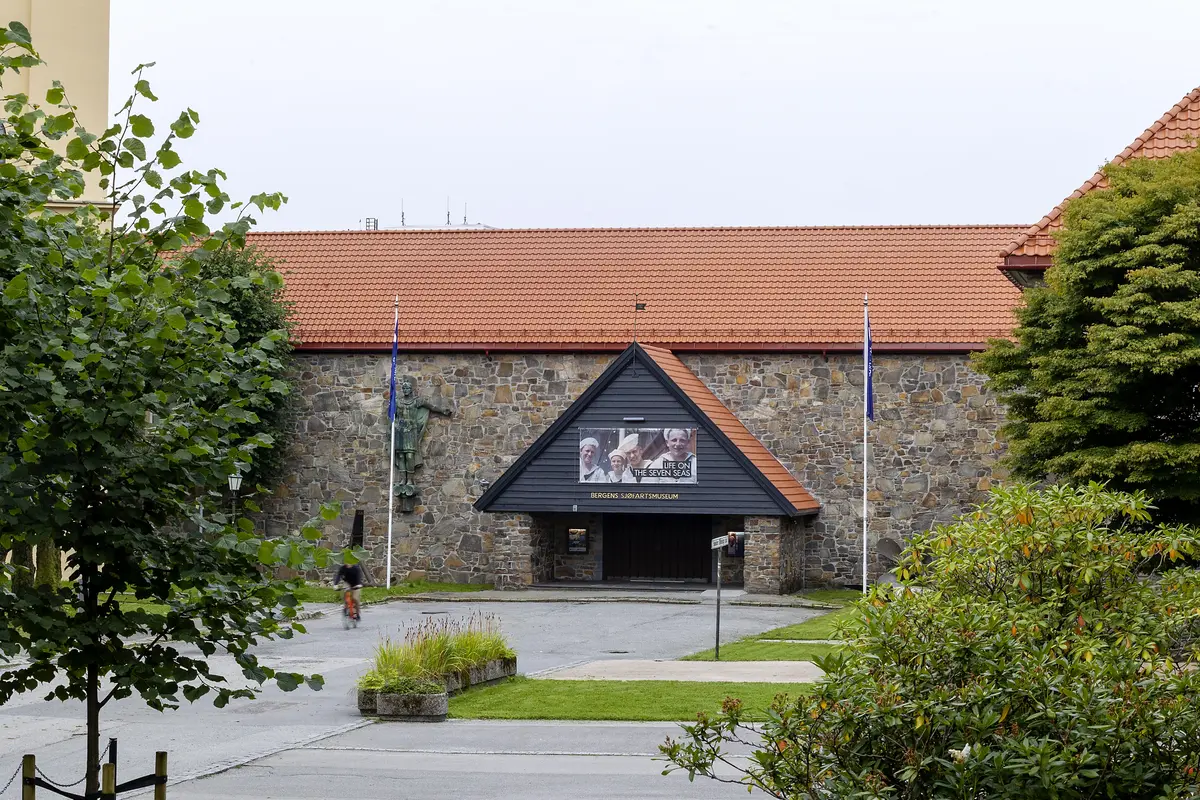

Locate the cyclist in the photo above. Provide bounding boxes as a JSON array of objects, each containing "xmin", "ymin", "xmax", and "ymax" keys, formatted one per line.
[{"xmin": 335, "ymin": 561, "xmax": 366, "ymax": 621}]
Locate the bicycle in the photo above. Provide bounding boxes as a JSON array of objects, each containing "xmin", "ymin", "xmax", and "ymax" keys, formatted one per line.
[{"xmin": 342, "ymin": 588, "xmax": 361, "ymax": 629}]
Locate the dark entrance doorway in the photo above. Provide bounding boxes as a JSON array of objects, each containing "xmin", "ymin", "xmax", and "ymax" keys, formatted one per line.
[{"xmin": 603, "ymin": 514, "xmax": 711, "ymax": 582}]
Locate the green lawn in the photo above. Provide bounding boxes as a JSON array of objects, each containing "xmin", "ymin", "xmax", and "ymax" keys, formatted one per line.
[
  {"xmin": 115, "ymin": 595, "xmax": 169, "ymax": 615},
  {"xmin": 449, "ymin": 677, "xmax": 810, "ymax": 721},
  {"xmin": 293, "ymin": 580, "xmax": 490, "ymax": 605},
  {"xmin": 680, "ymin": 640, "xmax": 841, "ymax": 662},
  {"xmin": 795, "ymin": 588, "xmax": 862, "ymax": 607},
  {"xmin": 756, "ymin": 605, "xmax": 856, "ymax": 641}
]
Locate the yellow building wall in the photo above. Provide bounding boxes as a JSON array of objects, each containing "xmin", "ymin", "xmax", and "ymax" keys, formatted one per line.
[{"xmin": 0, "ymin": 0, "xmax": 110, "ymax": 206}]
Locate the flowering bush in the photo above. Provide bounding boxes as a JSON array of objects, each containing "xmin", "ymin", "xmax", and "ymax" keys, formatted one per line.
[{"xmin": 661, "ymin": 484, "xmax": 1200, "ymax": 798}]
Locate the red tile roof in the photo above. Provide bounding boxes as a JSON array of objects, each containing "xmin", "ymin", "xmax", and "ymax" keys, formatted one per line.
[
  {"xmin": 250, "ymin": 225, "xmax": 1024, "ymax": 351},
  {"xmin": 640, "ymin": 344, "xmax": 820, "ymax": 514},
  {"xmin": 1002, "ymin": 86, "xmax": 1200, "ymax": 260}
]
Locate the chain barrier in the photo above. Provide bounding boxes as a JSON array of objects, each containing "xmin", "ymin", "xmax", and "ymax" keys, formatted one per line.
[
  {"xmin": 21, "ymin": 740, "xmax": 110, "ymax": 793},
  {"xmin": 0, "ymin": 761, "xmax": 22, "ymax": 797},
  {"xmin": 34, "ymin": 762, "xmax": 86, "ymax": 788}
]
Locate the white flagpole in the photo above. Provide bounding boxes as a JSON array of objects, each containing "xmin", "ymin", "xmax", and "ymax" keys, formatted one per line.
[
  {"xmin": 386, "ymin": 296, "xmax": 399, "ymax": 588},
  {"xmin": 862, "ymin": 293, "xmax": 869, "ymax": 595}
]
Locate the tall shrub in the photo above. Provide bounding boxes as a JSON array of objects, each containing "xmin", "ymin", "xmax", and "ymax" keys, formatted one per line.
[
  {"xmin": 976, "ymin": 148, "xmax": 1200, "ymax": 523},
  {"xmin": 662, "ymin": 484, "xmax": 1200, "ymax": 799},
  {"xmin": 191, "ymin": 245, "xmax": 296, "ymax": 491}
]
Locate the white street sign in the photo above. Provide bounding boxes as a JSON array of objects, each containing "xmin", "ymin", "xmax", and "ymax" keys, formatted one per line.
[{"xmin": 711, "ymin": 536, "xmax": 728, "ymax": 550}]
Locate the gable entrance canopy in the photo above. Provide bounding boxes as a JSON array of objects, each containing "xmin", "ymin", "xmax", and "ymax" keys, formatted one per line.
[{"xmin": 474, "ymin": 342, "xmax": 818, "ymax": 518}]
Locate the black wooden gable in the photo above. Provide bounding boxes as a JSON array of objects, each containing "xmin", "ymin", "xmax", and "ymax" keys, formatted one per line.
[{"xmin": 474, "ymin": 343, "xmax": 816, "ymax": 517}]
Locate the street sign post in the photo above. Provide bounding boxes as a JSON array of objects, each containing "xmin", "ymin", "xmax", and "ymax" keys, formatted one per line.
[{"xmin": 711, "ymin": 532, "xmax": 744, "ymax": 661}]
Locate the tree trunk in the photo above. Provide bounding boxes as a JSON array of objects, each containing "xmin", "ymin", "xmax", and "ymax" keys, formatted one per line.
[
  {"xmin": 86, "ymin": 662, "xmax": 100, "ymax": 795},
  {"xmin": 34, "ymin": 540, "xmax": 60, "ymax": 587},
  {"xmin": 83, "ymin": 564, "xmax": 100, "ymax": 796},
  {"xmin": 11, "ymin": 540, "xmax": 34, "ymax": 592}
]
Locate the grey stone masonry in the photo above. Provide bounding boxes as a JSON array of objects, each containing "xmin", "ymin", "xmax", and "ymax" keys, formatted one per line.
[
  {"xmin": 682, "ymin": 353, "xmax": 1005, "ymax": 586},
  {"xmin": 262, "ymin": 353, "xmax": 612, "ymax": 586},
  {"xmin": 491, "ymin": 512, "xmax": 533, "ymax": 589},
  {"xmin": 262, "ymin": 351, "xmax": 1005, "ymax": 590},
  {"xmin": 743, "ymin": 516, "xmax": 782, "ymax": 594},
  {"xmin": 549, "ymin": 513, "xmax": 604, "ymax": 581},
  {"xmin": 779, "ymin": 516, "xmax": 806, "ymax": 594}
]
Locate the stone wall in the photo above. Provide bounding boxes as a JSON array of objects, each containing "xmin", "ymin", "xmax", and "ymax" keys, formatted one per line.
[
  {"xmin": 682, "ymin": 353, "xmax": 1005, "ymax": 586},
  {"xmin": 263, "ymin": 351, "xmax": 1005, "ymax": 589},
  {"xmin": 529, "ymin": 514, "xmax": 553, "ymax": 584},
  {"xmin": 262, "ymin": 353, "xmax": 612, "ymax": 586},
  {"xmin": 779, "ymin": 516, "xmax": 806, "ymax": 594},
  {"xmin": 490, "ymin": 512, "xmax": 532, "ymax": 589},
  {"xmin": 549, "ymin": 513, "xmax": 604, "ymax": 581},
  {"xmin": 718, "ymin": 549, "xmax": 743, "ymax": 585},
  {"xmin": 743, "ymin": 515, "xmax": 782, "ymax": 594}
]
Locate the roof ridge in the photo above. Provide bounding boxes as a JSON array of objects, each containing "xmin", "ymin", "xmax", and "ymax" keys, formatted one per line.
[
  {"xmin": 1000, "ymin": 85, "xmax": 1200, "ymax": 259},
  {"xmin": 250, "ymin": 224, "xmax": 1027, "ymax": 237}
]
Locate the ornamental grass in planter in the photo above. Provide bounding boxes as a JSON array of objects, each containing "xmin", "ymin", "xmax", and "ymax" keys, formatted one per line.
[
  {"xmin": 375, "ymin": 676, "xmax": 448, "ymax": 721},
  {"xmin": 395, "ymin": 612, "xmax": 516, "ymax": 682},
  {"xmin": 357, "ymin": 613, "xmax": 517, "ymax": 710}
]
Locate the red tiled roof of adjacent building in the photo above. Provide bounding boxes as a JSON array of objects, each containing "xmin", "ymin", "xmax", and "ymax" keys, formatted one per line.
[
  {"xmin": 640, "ymin": 344, "xmax": 820, "ymax": 514},
  {"xmin": 249, "ymin": 225, "xmax": 1024, "ymax": 351},
  {"xmin": 1001, "ymin": 86, "xmax": 1200, "ymax": 261}
]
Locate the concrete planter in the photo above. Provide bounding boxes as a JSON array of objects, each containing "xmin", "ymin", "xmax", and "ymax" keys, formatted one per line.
[
  {"xmin": 357, "ymin": 689, "xmax": 377, "ymax": 715},
  {"xmin": 376, "ymin": 691, "xmax": 448, "ymax": 722},
  {"xmin": 358, "ymin": 657, "xmax": 517, "ymax": 717},
  {"xmin": 444, "ymin": 656, "xmax": 518, "ymax": 696}
]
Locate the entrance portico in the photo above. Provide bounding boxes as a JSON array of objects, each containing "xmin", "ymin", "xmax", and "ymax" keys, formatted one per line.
[{"xmin": 477, "ymin": 343, "xmax": 819, "ymax": 593}]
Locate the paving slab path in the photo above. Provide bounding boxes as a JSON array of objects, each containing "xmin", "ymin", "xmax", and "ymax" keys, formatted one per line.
[
  {"xmin": 0, "ymin": 598, "xmax": 820, "ymax": 793},
  {"xmin": 170, "ymin": 720, "xmax": 763, "ymax": 799},
  {"xmin": 535, "ymin": 658, "xmax": 825, "ymax": 683}
]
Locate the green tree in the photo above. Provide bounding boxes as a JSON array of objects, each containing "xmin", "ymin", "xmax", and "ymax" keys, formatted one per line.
[
  {"xmin": 662, "ymin": 484, "xmax": 1200, "ymax": 798},
  {"xmin": 191, "ymin": 245, "xmax": 297, "ymax": 491},
  {"xmin": 0, "ymin": 24, "xmax": 359, "ymax": 794},
  {"xmin": 976, "ymin": 149, "xmax": 1200, "ymax": 522}
]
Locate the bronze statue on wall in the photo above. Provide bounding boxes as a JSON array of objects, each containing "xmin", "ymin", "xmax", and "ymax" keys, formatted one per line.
[{"xmin": 393, "ymin": 376, "xmax": 454, "ymax": 512}]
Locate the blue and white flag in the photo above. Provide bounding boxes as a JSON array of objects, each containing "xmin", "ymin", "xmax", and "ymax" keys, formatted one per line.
[
  {"xmin": 387, "ymin": 301, "xmax": 400, "ymax": 421},
  {"xmin": 864, "ymin": 295, "xmax": 874, "ymax": 422}
]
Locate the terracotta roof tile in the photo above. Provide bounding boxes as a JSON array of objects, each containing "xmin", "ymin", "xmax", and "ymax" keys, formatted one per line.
[
  {"xmin": 248, "ymin": 226, "xmax": 1024, "ymax": 350},
  {"xmin": 639, "ymin": 344, "xmax": 820, "ymax": 514},
  {"xmin": 1002, "ymin": 86, "xmax": 1200, "ymax": 260}
]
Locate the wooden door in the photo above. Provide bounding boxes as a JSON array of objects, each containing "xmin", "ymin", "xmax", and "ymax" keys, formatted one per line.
[{"xmin": 604, "ymin": 514, "xmax": 710, "ymax": 581}]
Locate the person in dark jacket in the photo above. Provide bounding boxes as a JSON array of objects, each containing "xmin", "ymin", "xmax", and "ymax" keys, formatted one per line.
[{"xmin": 335, "ymin": 562, "xmax": 366, "ymax": 617}]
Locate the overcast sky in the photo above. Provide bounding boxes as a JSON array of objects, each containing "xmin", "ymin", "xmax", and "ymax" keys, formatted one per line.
[{"xmin": 109, "ymin": 1, "xmax": 1200, "ymax": 232}]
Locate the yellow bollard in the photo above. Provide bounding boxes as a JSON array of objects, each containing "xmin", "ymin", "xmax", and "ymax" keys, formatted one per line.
[
  {"xmin": 21, "ymin": 754, "xmax": 34, "ymax": 800},
  {"xmin": 154, "ymin": 752, "xmax": 167, "ymax": 800},
  {"xmin": 101, "ymin": 762, "xmax": 115, "ymax": 800}
]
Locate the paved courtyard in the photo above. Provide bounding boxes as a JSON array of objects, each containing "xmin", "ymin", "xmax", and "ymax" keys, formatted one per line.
[
  {"xmin": 170, "ymin": 719, "xmax": 765, "ymax": 799},
  {"xmin": 0, "ymin": 597, "xmax": 819, "ymax": 796}
]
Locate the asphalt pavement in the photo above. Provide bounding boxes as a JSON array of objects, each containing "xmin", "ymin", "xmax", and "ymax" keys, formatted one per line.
[
  {"xmin": 0, "ymin": 596, "xmax": 819, "ymax": 797},
  {"xmin": 171, "ymin": 720, "xmax": 764, "ymax": 799}
]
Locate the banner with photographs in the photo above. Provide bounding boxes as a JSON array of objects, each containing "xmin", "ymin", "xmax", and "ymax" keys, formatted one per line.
[{"xmin": 577, "ymin": 427, "xmax": 698, "ymax": 484}]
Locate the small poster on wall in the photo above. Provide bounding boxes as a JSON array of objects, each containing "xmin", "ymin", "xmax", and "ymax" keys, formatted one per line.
[
  {"xmin": 578, "ymin": 427, "xmax": 698, "ymax": 484},
  {"xmin": 567, "ymin": 528, "xmax": 589, "ymax": 554}
]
